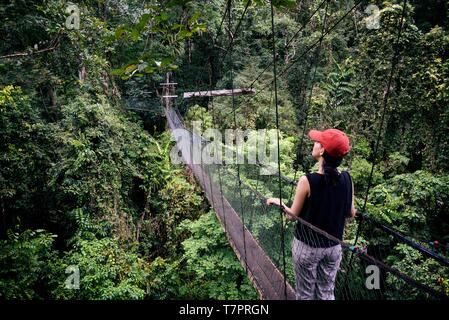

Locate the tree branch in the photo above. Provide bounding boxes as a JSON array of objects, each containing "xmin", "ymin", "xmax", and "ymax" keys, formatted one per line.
[{"xmin": 0, "ymin": 31, "xmax": 63, "ymax": 60}]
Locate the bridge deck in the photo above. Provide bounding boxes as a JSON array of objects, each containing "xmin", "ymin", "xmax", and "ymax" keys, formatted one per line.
[{"xmin": 165, "ymin": 106, "xmax": 295, "ymax": 300}]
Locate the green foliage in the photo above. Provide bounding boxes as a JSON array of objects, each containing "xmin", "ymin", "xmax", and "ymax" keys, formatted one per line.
[
  {"xmin": 184, "ymin": 104, "xmax": 214, "ymax": 130},
  {"xmin": 111, "ymin": 0, "xmax": 206, "ymax": 79},
  {"xmin": 0, "ymin": 0, "xmax": 264, "ymax": 301},
  {"xmin": 52, "ymin": 238, "xmax": 149, "ymax": 300},
  {"xmin": 385, "ymin": 244, "xmax": 448, "ymax": 299},
  {"xmin": 367, "ymin": 171, "xmax": 449, "ymax": 241},
  {"xmin": 2, "ymin": 0, "xmax": 449, "ymax": 301},
  {"xmin": 382, "ymin": 152, "xmax": 410, "ymax": 178},
  {"xmin": 144, "ymin": 173, "xmax": 204, "ymax": 257},
  {"xmin": 0, "ymin": 229, "xmax": 59, "ymax": 299},
  {"xmin": 314, "ymin": 58, "xmax": 357, "ymax": 129},
  {"xmin": 351, "ymin": 137, "xmax": 371, "ymax": 159},
  {"xmin": 46, "ymin": 94, "xmax": 174, "ymax": 242},
  {"xmin": 211, "ymin": 63, "xmax": 298, "ymax": 137},
  {"xmin": 147, "ymin": 211, "xmax": 258, "ymax": 299},
  {"xmin": 350, "ymin": 158, "xmax": 384, "ymax": 196},
  {"xmin": 0, "ymin": 85, "xmax": 55, "ymax": 229}
]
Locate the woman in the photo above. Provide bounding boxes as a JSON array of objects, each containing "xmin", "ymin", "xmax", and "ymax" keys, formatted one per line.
[{"xmin": 266, "ymin": 128, "xmax": 356, "ymax": 300}]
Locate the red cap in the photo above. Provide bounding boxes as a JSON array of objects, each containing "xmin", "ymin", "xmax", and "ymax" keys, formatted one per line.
[{"xmin": 308, "ymin": 129, "xmax": 351, "ymax": 158}]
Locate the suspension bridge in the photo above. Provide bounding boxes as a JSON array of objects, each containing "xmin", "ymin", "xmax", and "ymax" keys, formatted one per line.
[{"xmin": 152, "ymin": 0, "xmax": 449, "ymax": 300}]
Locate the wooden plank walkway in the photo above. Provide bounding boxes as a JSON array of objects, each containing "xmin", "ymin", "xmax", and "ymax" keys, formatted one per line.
[{"xmin": 164, "ymin": 106, "xmax": 296, "ymax": 300}]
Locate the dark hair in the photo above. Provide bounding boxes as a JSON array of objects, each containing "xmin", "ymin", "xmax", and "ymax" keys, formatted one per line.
[{"xmin": 322, "ymin": 151, "xmax": 343, "ymax": 186}]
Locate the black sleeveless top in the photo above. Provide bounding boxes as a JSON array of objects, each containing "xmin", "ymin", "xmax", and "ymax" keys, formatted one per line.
[{"xmin": 294, "ymin": 171, "xmax": 353, "ymax": 248}]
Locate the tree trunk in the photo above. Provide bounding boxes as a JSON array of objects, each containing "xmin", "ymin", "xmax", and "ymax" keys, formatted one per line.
[
  {"xmin": 47, "ymin": 85, "xmax": 57, "ymax": 107},
  {"xmin": 79, "ymin": 66, "xmax": 87, "ymax": 82},
  {"xmin": 100, "ymin": 70, "xmax": 110, "ymax": 96}
]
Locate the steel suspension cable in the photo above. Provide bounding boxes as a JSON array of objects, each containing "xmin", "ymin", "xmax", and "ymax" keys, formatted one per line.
[
  {"xmin": 353, "ymin": 0, "xmax": 408, "ymax": 252},
  {"xmin": 248, "ymin": 0, "xmax": 327, "ymax": 89},
  {"xmin": 227, "ymin": 0, "xmax": 249, "ymax": 275},
  {"xmin": 346, "ymin": 0, "xmax": 409, "ymax": 291},
  {"xmin": 287, "ymin": 0, "xmax": 329, "ymax": 205},
  {"xmin": 225, "ymin": 1, "xmax": 356, "ymax": 139},
  {"xmin": 225, "ymin": 0, "xmax": 364, "ymax": 119}
]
